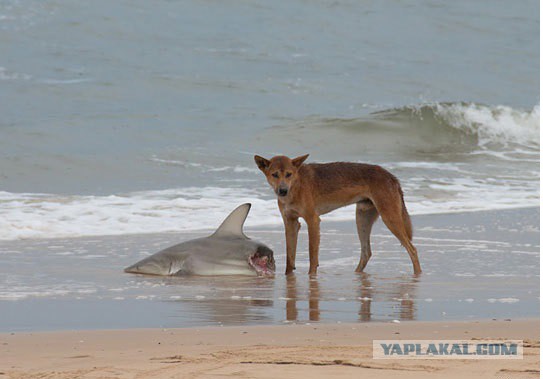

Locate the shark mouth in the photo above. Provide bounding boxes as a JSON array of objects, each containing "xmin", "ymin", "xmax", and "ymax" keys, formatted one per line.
[{"xmin": 249, "ymin": 254, "xmax": 275, "ymax": 276}]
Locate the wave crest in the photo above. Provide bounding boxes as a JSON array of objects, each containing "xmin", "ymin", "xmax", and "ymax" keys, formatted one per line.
[
  {"xmin": 262, "ymin": 102, "xmax": 539, "ymax": 158},
  {"xmin": 432, "ymin": 103, "xmax": 539, "ymax": 148}
]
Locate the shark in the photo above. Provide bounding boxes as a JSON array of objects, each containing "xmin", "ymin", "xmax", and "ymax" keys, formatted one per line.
[{"xmin": 124, "ymin": 203, "xmax": 275, "ymax": 276}]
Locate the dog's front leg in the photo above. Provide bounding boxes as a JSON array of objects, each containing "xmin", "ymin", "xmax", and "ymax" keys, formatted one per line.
[
  {"xmin": 283, "ymin": 215, "xmax": 301, "ymax": 275},
  {"xmin": 305, "ymin": 214, "xmax": 321, "ymax": 275}
]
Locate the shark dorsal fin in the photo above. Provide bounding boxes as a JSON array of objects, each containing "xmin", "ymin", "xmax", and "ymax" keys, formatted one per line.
[{"xmin": 212, "ymin": 203, "xmax": 251, "ymax": 238}]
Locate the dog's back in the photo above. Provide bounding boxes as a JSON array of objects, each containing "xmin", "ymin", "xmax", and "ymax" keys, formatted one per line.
[{"xmin": 301, "ymin": 162, "xmax": 402, "ymax": 198}]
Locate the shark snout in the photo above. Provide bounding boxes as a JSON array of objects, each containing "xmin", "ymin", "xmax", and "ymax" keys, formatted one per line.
[{"xmin": 124, "ymin": 260, "xmax": 169, "ymax": 276}]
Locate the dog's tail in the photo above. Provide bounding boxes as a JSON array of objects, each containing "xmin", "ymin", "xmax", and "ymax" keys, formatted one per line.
[{"xmin": 400, "ymin": 188, "xmax": 413, "ymax": 240}]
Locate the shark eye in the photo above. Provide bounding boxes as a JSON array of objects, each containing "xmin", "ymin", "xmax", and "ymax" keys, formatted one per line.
[
  {"xmin": 272, "ymin": 172, "xmax": 279, "ymax": 178},
  {"xmin": 285, "ymin": 172, "xmax": 292, "ymax": 178}
]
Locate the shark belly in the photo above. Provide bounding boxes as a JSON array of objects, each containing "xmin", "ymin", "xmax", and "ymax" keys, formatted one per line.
[{"xmin": 186, "ymin": 258, "xmax": 255, "ymax": 276}]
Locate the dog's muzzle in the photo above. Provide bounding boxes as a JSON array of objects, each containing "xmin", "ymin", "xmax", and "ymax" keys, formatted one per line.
[{"xmin": 278, "ymin": 188, "xmax": 288, "ymax": 197}]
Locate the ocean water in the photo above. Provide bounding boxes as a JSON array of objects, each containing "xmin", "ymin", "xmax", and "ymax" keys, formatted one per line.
[{"xmin": 0, "ymin": 0, "xmax": 539, "ymax": 240}]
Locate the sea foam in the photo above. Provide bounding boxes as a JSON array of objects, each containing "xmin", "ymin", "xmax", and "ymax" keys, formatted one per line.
[
  {"xmin": 433, "ymin": 103, "xmax": 540, "ymax": 148},
  {"xmin": 0, "ymin": 176, "xmax": 538, "ymax": 241}
]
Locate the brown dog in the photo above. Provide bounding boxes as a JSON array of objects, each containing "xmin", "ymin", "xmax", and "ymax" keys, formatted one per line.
[{"xmin": 254, "ymin": 154, "xmax": 421, "ymax": 276}]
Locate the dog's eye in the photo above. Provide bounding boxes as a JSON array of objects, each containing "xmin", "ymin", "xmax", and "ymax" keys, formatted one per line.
[
  {"xmin": 272, "ymin": 172, "xmax": 279, "ymax": 178},
  {"xmin": 285, "ymin": 172, "xmax": 292, "ymax": 178}
]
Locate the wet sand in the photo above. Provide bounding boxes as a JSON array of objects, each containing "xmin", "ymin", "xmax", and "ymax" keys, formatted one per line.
[
  {"xmin": 0, "ymin": 319, "xmax": 538, "ymax": 379},
  {"xmin": 1, "ymin": 207, "xmax": 539, "ymax": 331}
]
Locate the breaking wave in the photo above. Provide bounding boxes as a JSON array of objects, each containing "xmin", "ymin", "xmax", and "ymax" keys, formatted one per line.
[
  {"xmin": 262, "ymin": 102, "xmax": 539, "ymax": 156},
  {"xmin": 410, "ymin": 102, "xmax": 539, "ymax": 148}
]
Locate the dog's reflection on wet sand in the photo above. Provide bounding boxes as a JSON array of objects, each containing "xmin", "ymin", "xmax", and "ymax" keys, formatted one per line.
[{"xmin": 285, "ymin": 273, "xmax": 419, "ymax": 322}]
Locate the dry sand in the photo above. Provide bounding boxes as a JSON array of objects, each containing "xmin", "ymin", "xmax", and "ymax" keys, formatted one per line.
[{"xmin": 1, "ymin": 319, "xmax": 538, "ymax": 379}]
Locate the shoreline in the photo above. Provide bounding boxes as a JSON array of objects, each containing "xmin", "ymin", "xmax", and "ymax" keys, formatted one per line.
[
  {"xmin": 0, "ymin": 205, "xmax": 539, "ymax": 242},
  {"xmin": 1, "ymin": 206, "xmax": 539, "ymax": 332},
  {"xmin": 1, "ymin": 319, "xmax": 539, "ymax": 379}
]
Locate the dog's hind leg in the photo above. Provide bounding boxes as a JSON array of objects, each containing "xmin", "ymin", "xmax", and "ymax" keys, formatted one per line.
[
  {"xmin": 374, "ymin": 194, "xmax": 422, "ymax": 275},
  {"xmin": 355, "ymin": 201, "xmax": 379, "ymax": 272}
]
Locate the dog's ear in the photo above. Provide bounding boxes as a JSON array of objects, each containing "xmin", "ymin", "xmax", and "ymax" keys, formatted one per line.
[
  {"xmin": 292, "ymin": 154, "xmax": 309, "ymax": 168},
  {"xmin": 254, "ymin": 155, "xmax": 270, "ymax": 172}
]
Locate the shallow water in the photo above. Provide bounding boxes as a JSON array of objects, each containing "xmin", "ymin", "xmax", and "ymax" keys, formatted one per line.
[{"xmin": 1, "ymin": 208, "xmax": 538, "ymax": 331}]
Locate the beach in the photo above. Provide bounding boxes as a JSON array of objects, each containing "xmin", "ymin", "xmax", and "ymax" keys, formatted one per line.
[
  {"xmin": 2, "ymin": 207, "xmax": 538, "ymax": 377},
  {"xmin": 1, "ymin": 207, "xmax": 538, "ymax": 378},
  {"xmin": 0, "ymin": 1, "xmax": 539, "ymax": 377},
  {"xmin": 1, "ymin": 319, "xmax": 538, "ymax": 379}
]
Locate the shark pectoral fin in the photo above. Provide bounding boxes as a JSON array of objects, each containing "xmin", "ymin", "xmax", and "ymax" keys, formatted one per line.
[{"xmin": 211, "ymin": 203, "xmax": 251, "ymax": 238}]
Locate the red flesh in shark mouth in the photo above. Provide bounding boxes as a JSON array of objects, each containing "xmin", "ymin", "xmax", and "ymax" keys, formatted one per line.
[{"xmin": 249, "ymin": 254, "xmax": 275, "ymax": 276}]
